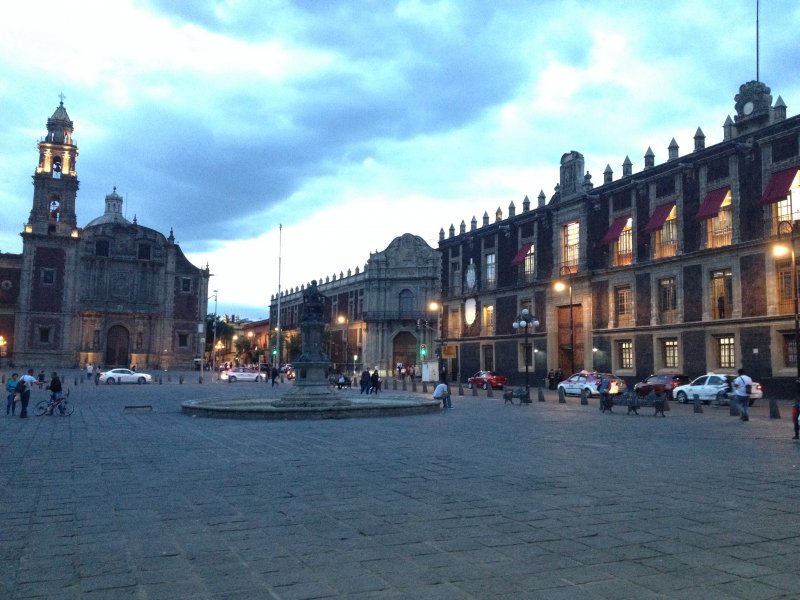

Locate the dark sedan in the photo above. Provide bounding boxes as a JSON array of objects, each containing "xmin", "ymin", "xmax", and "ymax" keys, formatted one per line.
[
  {"xmin": 633, "ymin": 373, "xmax": 690, "ymax": 399},
  {"xmin": 467, "ymin": 371, "xmax": 508, "ymax": 390}
]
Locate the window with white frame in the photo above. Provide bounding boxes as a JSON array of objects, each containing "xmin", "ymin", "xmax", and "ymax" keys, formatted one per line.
[
  {"xmin": 617, "ymin": 339, "xmax": 633, "ymax": 369},
  {"xmin": 716, "ymin": 335, "xmax": 736, "ymax": 369},
  {"xmin": 658, "ymin": 277, "xmax": 677, "ymax": 323},
  {"xmin": 562, "ymin": 221, "xmax": 580, "ymax": 269},
  {"xmin": 615, "ymin": 285, "xmax": 633, "ymax": 326},
  {"xmin": 484, "ymin": 253, "xmax": 496, "ymax": 288},
  {"xmin": 523, "ymin": 244, "xmax": 535, "ymax": 282}
]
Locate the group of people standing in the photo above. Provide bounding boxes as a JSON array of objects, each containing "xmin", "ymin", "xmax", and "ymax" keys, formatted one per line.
[
  {"xmin": 5, "ymin": 369, "xmax": 62, "ymax": 418},
  {"xmin": 546, "ymin": 369, "xmax": 564, "ymax": 390},
  {"xmin": 359, "ymin": 369, "xmax": 382, "ymax": 394}
]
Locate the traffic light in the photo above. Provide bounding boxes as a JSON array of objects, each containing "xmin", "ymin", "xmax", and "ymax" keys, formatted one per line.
[
  {"xmin": 271, "ymin": 348, "xmax": 277, "ymax": 356},
  {"xmin": 420, "ymin": 344, "xmax": 428, "ymax": 358}
]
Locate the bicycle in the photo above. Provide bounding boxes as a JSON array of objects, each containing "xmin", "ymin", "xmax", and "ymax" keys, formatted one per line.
[{"xmin": 33, "ymin": 390, "xmax": 74, "ymax": 416}]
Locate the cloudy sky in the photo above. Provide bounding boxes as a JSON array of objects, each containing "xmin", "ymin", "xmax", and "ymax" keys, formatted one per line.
[{"xmin": 1, "ymin": 0, "xmax": 798, "ymax": 320}]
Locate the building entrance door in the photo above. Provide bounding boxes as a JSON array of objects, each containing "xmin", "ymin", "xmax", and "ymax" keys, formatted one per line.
[
  {"xmin": 393, "ymin": 331, "xmax": 418, "ymax": 368},
  {"xmin": 556, "ymin": 304, "xmax": 583, "ymax": 374},
  {"xmin": 106, "ymin": 325, "xmax": 130, "ymax": 367}
]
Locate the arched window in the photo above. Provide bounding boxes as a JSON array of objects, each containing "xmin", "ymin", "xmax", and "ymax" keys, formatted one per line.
[{"xmin": 399, "ymin": 289, "xmax": 414, "ymax": 315}]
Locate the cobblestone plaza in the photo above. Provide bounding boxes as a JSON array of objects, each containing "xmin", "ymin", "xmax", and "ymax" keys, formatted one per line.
[{"xmin": 1, "ymin": 376, "xmax": 798, "ymax": 599}]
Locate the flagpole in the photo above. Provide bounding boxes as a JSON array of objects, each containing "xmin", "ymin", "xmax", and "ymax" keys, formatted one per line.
[{"xmin": 275, "ymin": 224, "xmax": 282, "ymax": 369}]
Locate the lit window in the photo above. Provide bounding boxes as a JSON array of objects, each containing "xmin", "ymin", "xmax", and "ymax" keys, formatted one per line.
[
  {"xmin": 772, "ymin": 173, "xmax": 800, "ymax": 235},
  {"xmin": 615, "ymin": 286, "xmax": 633, "ymax": 326},
  {"xmin": 482, "ymin": 303, "xmax": 494, "ymax": 336},
  {"xmin": 710, "ymin": 269, "xmax": 732, "ymax": 319},
  {"xmin": 484, "ymin": 253, "xmax": 496, "ymax": 287},
  {"xmin": 613, "ymin": 218, "xmax": 633, "ymax": 266},
  {"xmin": 708, "ymin": 191, "xmax": 732, "ymax": 248},
  {"xmin": 717, "ymin": 335, "xmax": 736, "ymax": 369},
  {"xmin": 562, "ymin": 221, "xmax": 580, "ymax": 269},
  {"xmin": 662, "ymin": 338, "xmax": 678, "ymax": 369},
  {"xmin": 523, "ymin": 244, "xmax": 535, "ymax": 282},
  {"xmin": 617, "ymin": 340, "xmax": 633, "ymax": 369},
  {"xmin": 655, "ymin": 205, "xmax": 678, "ymax": 258}
]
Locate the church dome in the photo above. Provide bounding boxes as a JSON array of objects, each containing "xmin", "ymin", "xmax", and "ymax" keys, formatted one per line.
[{"xmin": 84, "ymin": 187, "xmax": 131, "ymax": 227}]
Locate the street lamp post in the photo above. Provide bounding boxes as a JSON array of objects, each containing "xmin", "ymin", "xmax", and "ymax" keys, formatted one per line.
[
  {"xmin": 210, "ymin": 290, "xmax": 218, "ymax": 381},
  {"xmin": 337, "ymin": 314, "xmax": 349, "ymax": 376},
  {"xmin": 554, "ymin": 266, "xmax": 575, "ymax": 375},
  {"xmin": 512, "ymin": 309, "xmax": 539, "ymax": 398},
  {"xmin": 774, "ymin": 221, "xmax": 800, "ymax": 386}
]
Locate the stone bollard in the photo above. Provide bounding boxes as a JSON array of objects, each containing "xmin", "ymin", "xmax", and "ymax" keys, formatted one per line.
[
  {"xmin": 167, "ymin": 373, "xmax": 171, "ymax": 383},
  {"xmin": 412, "ymin": 380, "xmax": 417, "ymax": 393},
  {"xmin": 559, "ymin": 387, "xmax": 567, "ymax": 404},
  {"xmin": 74, "ymin": 377, "xmax": 79, "ymax": 386},
  {"xmin": 199, "ymin": 375, "xmax": 203, "ymax": 384},
  {"xmin": 117, "ymin": 377, "xmax": 121, "ymax": 385},
  {"xmin": 402, "ymin": 379, "xmax": 407, "ymax": 391},
  {"xmin": 729, "ymin": 399, "xmax": 740, "ymax": 416},
  {"xmin": 580, "ymin": 388, "xmax": 588, "ymax": 405},
  {"xmin": 393, "ymin": 379, "xmax": 397, "ymax": 390},
  {"xmin": 179, "ymin": 375, "xmax": 184, "ymax": 384},
  {"xmin": 458, "ymin": 382, "xmax": 464, "ymax": 396},
  {"xmin": 158, "ymin": 376, "xmax": 163, "ymax": 385},
  {"xmin": 422, "ymin": 381, "xmax": 427, "ymax": 394},
  {"xmin": 770, "ymin": 397, "xmax": 781, "ymax": 419},
  {"xmin": 1, "ymin": 374, "xmax": 4, "ymax": 384},
  {"xmin": 693, "ymin": 394, "xmax": 703, "ymax": 413},
  {"xmin": 487, "ymin": 386, "xmax": 493, "ymax": 398},
  {"xmin": 536, "ymin": 384, "xmax": 545, "ymax": 403},
  {"xmin": 472, "ymin": 385, "xmax": 478, "ymax": 396}
]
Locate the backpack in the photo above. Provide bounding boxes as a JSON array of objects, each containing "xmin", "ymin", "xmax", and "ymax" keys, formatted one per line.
[
  {"xmin": 598, "ymin": 377, "xmax": 610, "ymax": 393},
  {"xmin": 15, "ymin": 378, "xmax": 26, "ymax": 394},
  {"xmin": 745, "ymin": 383, "xmax": 752, "ymax": 395}
]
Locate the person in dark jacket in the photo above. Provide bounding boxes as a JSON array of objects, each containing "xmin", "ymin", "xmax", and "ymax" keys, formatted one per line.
[
  {"xmin": 45, "ymin": 372, "xmax": 63, "ymax": 415},
  {"xmin": 360, "ymin": 370, "xmax": 371, "ymax": 394}
]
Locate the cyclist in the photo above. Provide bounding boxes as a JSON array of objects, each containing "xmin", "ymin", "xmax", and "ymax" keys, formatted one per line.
[{"xmin": 45, "ymin": 372, "xmax": 63, "ymax": 415}]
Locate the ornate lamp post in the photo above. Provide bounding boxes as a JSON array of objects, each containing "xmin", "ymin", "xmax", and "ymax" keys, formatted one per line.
[
  {"xmin": 774, "ymin": 221, "xmax": 800, "ymax": 386},
  {"xmin": 554, "ymin": 266, "xmax": 575, "ymax": 375},
  {"xmin": 512, "ymin": 308, "xmax": 539, "ymax": 396}
]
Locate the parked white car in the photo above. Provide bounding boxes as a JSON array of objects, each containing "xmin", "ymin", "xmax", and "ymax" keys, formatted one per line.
[
  {"xmin": 99, "ymin": 368, "xmax": 152, "ymax": 385},
  {"xmin": 673, "ymin": 373, "xmax": 763, "ymax": 405},
  {"xmin": 220, "ymin": 367, "xmax": 264, "ymax": 382}
]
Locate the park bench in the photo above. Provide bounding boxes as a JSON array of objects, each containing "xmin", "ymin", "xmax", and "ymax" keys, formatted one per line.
[
  {"xmin": 503, "ymin": 386, "xmax": 531, "ymax": 404},
  {"xmin": 602, "ymin": 390, "xmax": 668, "ymax": 416}
]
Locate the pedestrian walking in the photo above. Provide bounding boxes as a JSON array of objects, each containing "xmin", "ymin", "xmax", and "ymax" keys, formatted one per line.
[
  {"xmin": 598, "ymin": 375, "xmax": 612, "ymax": 413},
  {"xmin": 359, "ymin": 369, "xmax": 370, "ymax": 394},
  {"xmin": 5, "ymin": 373, "xmax": 19, "ymax": 416},
  {"xmin": 370, "ymin": 369, "xmax": 381, "ymax": 394},
  {"xmin": 86, "ymin": 362, "xmax": 93, "ymax": 381},
  {"xmin": 733, "ymin": 367, "xmax": 753, "ymax": 422},
  {"xmin": 18, "ymin": 369, "xmax": 37, "ymax": 418},
  {"xmin": 547, "ymin": 369, "xmax": 555, "ymax": 390},
  {"xmin": 792, "ymin": 398, "xmax": 800, "ymax": 440},
  {"xmin": 271, "ymin": 366, "xmax": 279, "ymax": 387}
]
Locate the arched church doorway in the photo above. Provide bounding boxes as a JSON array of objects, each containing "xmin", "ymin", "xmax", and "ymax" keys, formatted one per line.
[
  {"xmin": 393, "ymin": 331, "xmax": 418, "ymax": 368},
  {"xmin": 105, "ymin": 325, "xmax": 130, "ymax": 367}
]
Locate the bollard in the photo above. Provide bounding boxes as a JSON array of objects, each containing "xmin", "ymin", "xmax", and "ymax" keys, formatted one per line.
[
  {"xmin": 458, "ymin": 382, "xmax": 464, "ymax": 396},
  {"xmin": 167, "ymin": 374, "xmax": 171, "ymax": 383},
  {"xmin": 472, "ymin": 385, "xmax": 478, "ymax": 396},
  {"xmin": 536, "ymin": 384, "xmax": 545, "ymax": 403},
  {"xmin": 412, "ymin": 380, "xmax": 417, "ymax": 393},
  {"xmin": 422, "ymin": 381, "xmax": 427, "ymax": 394},
  {"xmin": 159, "ymin": 376, "xmax": 163, "ymax": 385},
  {"xmin": 559, "ymin": 387, "xmax": 566, "ymax": 404},
  {"xmin": 74, "ymin": 377, "xmax": 79, "ymax": 386},
  {"xmin": 199, "ymin": 375, "xmax": 203, "ymax": 384},
  {"xmin": 179, "ymin": 375, "xmax": 184, "ymax": 384},
  {"xmin": 402, "ymin": 379, "xmax": 406, "ymax": 391},
  {"xmin": 486, "ymin": 386, "xmax": 493, "ymax": 398},
  {"xmin": 1, "ymin": 375, "xmax": 4, "ymax": 384},
  {"xmin": 770, "ymin": 397, "xmax": 781, "ymax": 419},
  {"xmin": 693, "ymin": 394, "xmax": 703, "ymax": 413},
  {"xmin": 729, "ymin": 399, "xmax": 740, "ymax": 416},
  {"xmin": 580, "ymin": 388, "xmax": 588, "ymax": 406},
  {"xmin": 393, "ymin": 379, "xmax": 397, "ymax": 390}
]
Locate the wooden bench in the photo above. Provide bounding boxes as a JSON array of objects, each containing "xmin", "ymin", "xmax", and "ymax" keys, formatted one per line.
[
  {"xmin": 602, "ymin": 391, "xmax": 668, "ymax": 416},
  {"xmin": 503, "ymin": 386, "xmax": 531, "ymax": 404}
]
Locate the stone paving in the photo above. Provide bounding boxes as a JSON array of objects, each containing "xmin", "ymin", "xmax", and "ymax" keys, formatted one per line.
[{"xmin": 1, "ymin": 372, "xmax": 799, "ymax": 599}]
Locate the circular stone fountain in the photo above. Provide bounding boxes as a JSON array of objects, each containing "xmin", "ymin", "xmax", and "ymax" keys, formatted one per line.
[{"xmin": 182, "ymin": 281, "xmax": 440, "ymax": 420}]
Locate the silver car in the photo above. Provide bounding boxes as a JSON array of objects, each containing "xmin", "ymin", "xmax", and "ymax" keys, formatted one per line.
[
  {"xmin": 220, "ymin": 367, "xmax": 264, "ymax": 383},
  {"xmin": 673, "ymin": 373, "xmax": 762, "ymax": 405}
]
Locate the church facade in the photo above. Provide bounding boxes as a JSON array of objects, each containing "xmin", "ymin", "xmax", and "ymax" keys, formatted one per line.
[{"xmin": 0, "ymin": 100, "xmax": 209, "ymax": 370}]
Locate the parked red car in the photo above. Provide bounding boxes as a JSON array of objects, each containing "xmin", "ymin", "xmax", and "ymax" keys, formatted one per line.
[
  {"xmin": 467, "ymin": 371, "xmax": 508, "ymax": 390},
  {"xmin": 633, "ymin": 373, "xmax": 690, "ymax": 400}
]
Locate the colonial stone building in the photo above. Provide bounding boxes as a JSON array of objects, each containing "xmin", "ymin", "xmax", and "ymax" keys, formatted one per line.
[
  {"xmin": 0, "ymin": 100, "xmax": 209, "ymax": 369},
  {"xmin": 438, "ymin": 80, "xmax": 800, "ymax": 396},
  {"xmin": 269, "ymin": 233, "xmax": 440, "ymax": 377}
]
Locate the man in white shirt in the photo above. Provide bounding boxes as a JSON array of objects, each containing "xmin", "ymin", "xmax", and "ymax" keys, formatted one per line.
[
  {"xmin": 18, "ymin": 368, "xmax": 38, "ymax": 418},
  {"xmin": 733, "ymin": 368, "xmax": 753, "ymax": 422},
  {"xmin": 433, "ymin": 382, "xmax": 451, "ymax": 409}
]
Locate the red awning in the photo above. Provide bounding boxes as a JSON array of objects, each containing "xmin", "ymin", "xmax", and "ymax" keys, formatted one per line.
[
  {"xmin": 511, "ymin": 242, "xmax": 533, "ymax": 266},
  {"xmin": 601, "ymin": 215, "xmax": 630, "ymax": 244},
  {"xmin": 644, "ymin": 202, "xmax": 676, "ymax": 233},
  {"xmin": 761, "ymin": 167, "xmax": 799, "ymax": 205},
  {"xmin": 696, "ymin": 187, "xmax": 730, "ymax": 220}
]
